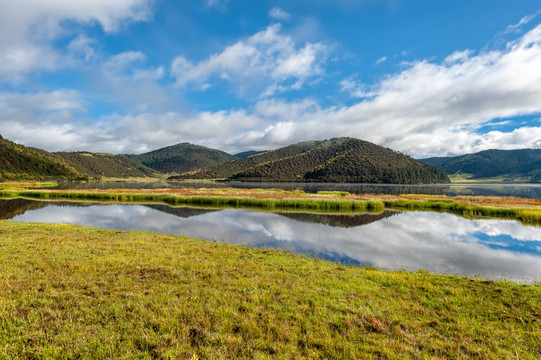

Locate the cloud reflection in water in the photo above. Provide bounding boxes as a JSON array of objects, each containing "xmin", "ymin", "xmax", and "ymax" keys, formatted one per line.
[{"xmin": 8, "ymin": 202, "xmax": 541, "ymax": 282}]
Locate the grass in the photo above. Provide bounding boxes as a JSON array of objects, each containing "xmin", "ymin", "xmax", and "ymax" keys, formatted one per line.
[
  {"xmin": 1, "ymin": 187, "xmax": 541, "ymax": 223},
  {"xmin": 0, "ymin": 182, "xmax": 57, "ymax": 189},
  {"xmin": 448, "ymin": 174, "xmax": 531, "ymax": 183},
  {"xmin": 0, "ymin": 221, "xmax": 539, "ymax": 359}
]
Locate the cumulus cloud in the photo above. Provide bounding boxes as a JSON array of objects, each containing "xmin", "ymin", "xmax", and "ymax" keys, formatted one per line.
[
  {"xmin": 0, "ymin": 0, "xmax": 153, "ymax": 81},
  {"xmin": 0, "ymin": 90, "xmax": 93, "ymax": 151},
  {"xmin": 171, "ymin": 24, "xmax": 327, "ymax": 97},
  {"xmin": 94, "ymin": 51, "xmax": 174, "ymax": 113},
  {"xmin": 339, "ymin": 77, "xmax": 375, "ymax": 98},
  {"xmin": 269, "ymin": 8, "xmax": 291, "ymax": 21},
  {"xmin": 231, "ymin": 23, "xmax": 541, "ymax": 155},
  {"xmin": 3, "ymin": 21, "xmax": 541, "ymax": 157}
]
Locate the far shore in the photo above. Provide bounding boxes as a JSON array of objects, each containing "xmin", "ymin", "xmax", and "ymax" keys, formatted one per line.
[{"xmin": 1, "ymin": 185, "xmax": 541, "ymax": 223}]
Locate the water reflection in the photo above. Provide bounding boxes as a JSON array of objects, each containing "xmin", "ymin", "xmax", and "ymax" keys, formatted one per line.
[
  {"xmin": 53, "ymin": 181, "xmax": 541, "ymax": 198},
  {"xmin": 2, "ymin": 199, "xmax": 540, "ymax": 282},
  {"xmin": 277, "ymin": 211, "xmax": 397, "ymax": 228}
]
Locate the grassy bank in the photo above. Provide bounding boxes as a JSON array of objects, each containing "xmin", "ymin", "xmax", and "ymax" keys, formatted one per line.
[
  {"xmin": 0, "ymin": 182, "xmax": 57, "ymax": 189},
  {"xmin": 1, "ymin": 187, "xmax": 541, "ymax": 223},
  {"xmin": 0, "ymin": 221, "xmax": 539, "ymax": 359}
]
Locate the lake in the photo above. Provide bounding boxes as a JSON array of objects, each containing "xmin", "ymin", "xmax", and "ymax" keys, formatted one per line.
[
  {"xmin": 2, "ymin": 198, "xmax": 540, "ymax": 283},
  {"xmin": 54, "ymin": 181, "xmax": 541, "ymax": 198}
]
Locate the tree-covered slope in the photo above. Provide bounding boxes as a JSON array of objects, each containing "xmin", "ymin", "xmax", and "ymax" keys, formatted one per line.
[
  {"xmin": 170, "ymin": 140, "xmax": 323, "ymax": 180},
  {"xmin": 172, "ymin": 138, "xmax": 449, "ymax": 184},
  {"xmin": 54, "ymin": 152, "xmax": 158, "ymax": 179},
  {"xmin": 0, "ymin": 135, "xmax": 81, "ymax": 181},
  {"xmin": 132, "ymin": 143, "xmax": 236, "ymax": 174},
  {"xmin": 234, "ymin": 150, "xmax": 268, "ymax": 159},
  {"xmin": 420, "ymin": 149, "xmax": 541, "ymax": 182}
]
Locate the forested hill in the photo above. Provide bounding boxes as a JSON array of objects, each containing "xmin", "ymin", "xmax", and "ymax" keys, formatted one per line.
[
  {"xmin": 420, "ymin": 149, "xmax": 541, "ymax": 182},
  {"xmin": 234, "ymin": 150, "xmax": 268, "ymax": 159},
  {"xmin": 131, "ymin": 142, "xmax": 236, "ymax": 173},
  {"xmin": 171, "ymin": 138, "xmax": 449, "ymax": 184},
  {"xmin": 0, "ymin": 135, "xmax": 81, "ymax": 181},
  {"xmin": 53, "ymin": 152, "xmax": 158, "ymax": 179},
  {"xmin": 170, "ymin": 140, "xmax": 324, "ymax": 180}
]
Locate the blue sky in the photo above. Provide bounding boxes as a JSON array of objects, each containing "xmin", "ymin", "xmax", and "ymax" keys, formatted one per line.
[{"xmin": 1, "ymin": 0, "xmax": 541, "ymax": 156}]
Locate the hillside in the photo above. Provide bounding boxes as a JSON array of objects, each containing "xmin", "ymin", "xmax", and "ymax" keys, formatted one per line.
[
  {"xmin": 170, "ymin": 140, "xmax": 324, "ymax": 180},
  {"xmin": 54, "ymin": 152, "xmax": 158, "ymax": 179},
  {"xmin": 132, "ymin": 143, "xmax": 236, "ymax": 174},
  {"xmin": 234, "ymin": 150, "xmax": 268, "ymax": 159},
  {"xmin": 0, "ymin": 135, "xmax": 81, "ymax": 181},
  {"xmin": 171, "ymin": 138, "xmax": 449, "ymax": 184},
  {"xmin": 420, "ymin": 149, "xmax": 541, "ymax": 182}
]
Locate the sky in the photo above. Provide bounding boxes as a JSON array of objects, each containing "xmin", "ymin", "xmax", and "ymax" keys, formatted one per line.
[{"xmin": 1, "ymin": 0, "xmax": 541, "ymax": 157}]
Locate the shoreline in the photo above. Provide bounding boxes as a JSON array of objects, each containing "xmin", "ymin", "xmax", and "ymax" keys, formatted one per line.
[{"xmin": 1, "ymin": 187, "xmax": 541, "ymax": 223}]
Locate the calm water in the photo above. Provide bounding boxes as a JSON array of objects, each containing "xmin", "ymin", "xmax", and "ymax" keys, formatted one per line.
[
  {"xmin": 2, "ymin": 199, "xmax": 540, "ymax": 283},
  {"xmin": 54, "ymin": 181, "xmax": 541, "ymax": 198}
]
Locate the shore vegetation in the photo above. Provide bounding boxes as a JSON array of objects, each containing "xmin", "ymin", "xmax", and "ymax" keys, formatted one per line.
[{"xmin": 1, "ymin": 187, "xmax": 541, "ymax": 223}]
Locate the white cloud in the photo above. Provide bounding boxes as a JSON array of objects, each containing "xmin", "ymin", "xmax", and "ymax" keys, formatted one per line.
[
  {"xmin": 339, "ymin": 77, "xmax": 376, "ymax": 98},
  {"xmin": 0, "ymin": 0, "xmax": 153, "ymax": 82},
  {"xmin": 205, "ymin": 0, "xmax": 228, "ymax": 9},
  {"xmin": 269, "ymin": 8, "xmax": 291, "ymax": 21},
  {"xmin": 236, "ymin": 23, "xmax": 541, "ymax": 156},
  {"xmin": 0, "ymin": 90, "xmax": 92, "ymax": 151},
  {"xmin": 67, "ymin": 35, "xmax": 98, "ymax": 62},
  {"xmin": 376, "ymin": 56, "xmax": 387, "ymax": 64},
  {"xmin": 171, "ymin": 24, "xmax": 327, "ymax": 97},
  {"xmin": 504, "ymin": 11, "xmax": 541, "ymax": 34},
  {"xmin": 444, "ymin": 49, "xmax": 473, "ymax": 64},
  {"xmin": 96, "ymin": 52, "xmax": 171, "ymax": 112},
  {"xmin": 4, "ymin": 22, "xmax": 541, "ymax": 157}
]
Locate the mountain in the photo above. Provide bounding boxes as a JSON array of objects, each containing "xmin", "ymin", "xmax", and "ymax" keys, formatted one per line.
[
  {"xmin": 420, "ymin": 149, "xmax": 541, "ymax": 182},
  {"xmin": 53, "ymin": 152, "xmax": 158, "ymax": 179},
  {"xmin": 0, "ymin": 135, "xmax": 81, "ymax": 181},
  {"xmin": 131, "ymin": 142, "xmax": 236, "ymax": 174},
  {"xmin": 171, "ymin": 138, "xmax": 449, "ymax": 184},
  {"xmin": 234, "ymin": 150, "xmax": 268, "ymax": 159},
  {"xmin": 171, "ymin": 140, "xmax": 324, "ymax": 180}
]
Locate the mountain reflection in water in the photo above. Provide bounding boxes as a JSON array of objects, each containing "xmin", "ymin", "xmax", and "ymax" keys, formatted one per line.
[
  {"xmin": 53, "ymin": 181, "xmax": 541, "ymax": 199},
  {"xmin": 2, "ymin": 199, "xmax": 540, "ymax": 282}
]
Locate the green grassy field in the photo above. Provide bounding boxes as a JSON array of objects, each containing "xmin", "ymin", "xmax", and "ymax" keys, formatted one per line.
[{"xmin": 0, "ymin": 221, "xmax": 539, "ymax": 359}]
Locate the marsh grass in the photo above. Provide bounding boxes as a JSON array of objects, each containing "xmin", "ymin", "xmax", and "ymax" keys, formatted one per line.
[
  {"xmin": 1, "ymin": 188, "xmax": 540, "ymax": 223},
  {"xmin": 0, "ymin": 221, "xmax": 539, "ymax": 359},
  {"xmin": 0, "ymin": 182, "xmax": 57, "ymax": 189},
  {"xmin": 0, "ymin": 189, "xmax": 383, "ymax": 213},
  {"xmin": 382, "ymin": 198, "xmax": 541, "ymax": 223}
]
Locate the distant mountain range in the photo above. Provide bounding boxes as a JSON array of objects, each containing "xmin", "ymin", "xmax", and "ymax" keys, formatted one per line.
[
  {"xmin": 18, "ymin": 133, "xmax": 540, "ymax": 184},
  {"xmin": 420, "ymin": 149, "xmax": 541, "ymax": 182},
  {"xmin": 170, "ymin": 138, "xmax": 449, "ymax": 184}
]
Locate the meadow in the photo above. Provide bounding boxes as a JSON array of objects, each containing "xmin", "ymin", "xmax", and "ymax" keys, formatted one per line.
[
  {"xmin": 1, "ymin": 186, "xmax": 540, "ymax": 358},
  {"xmin": 0, "ymin": 221, "xmax": 539, "ymax": 359}
]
